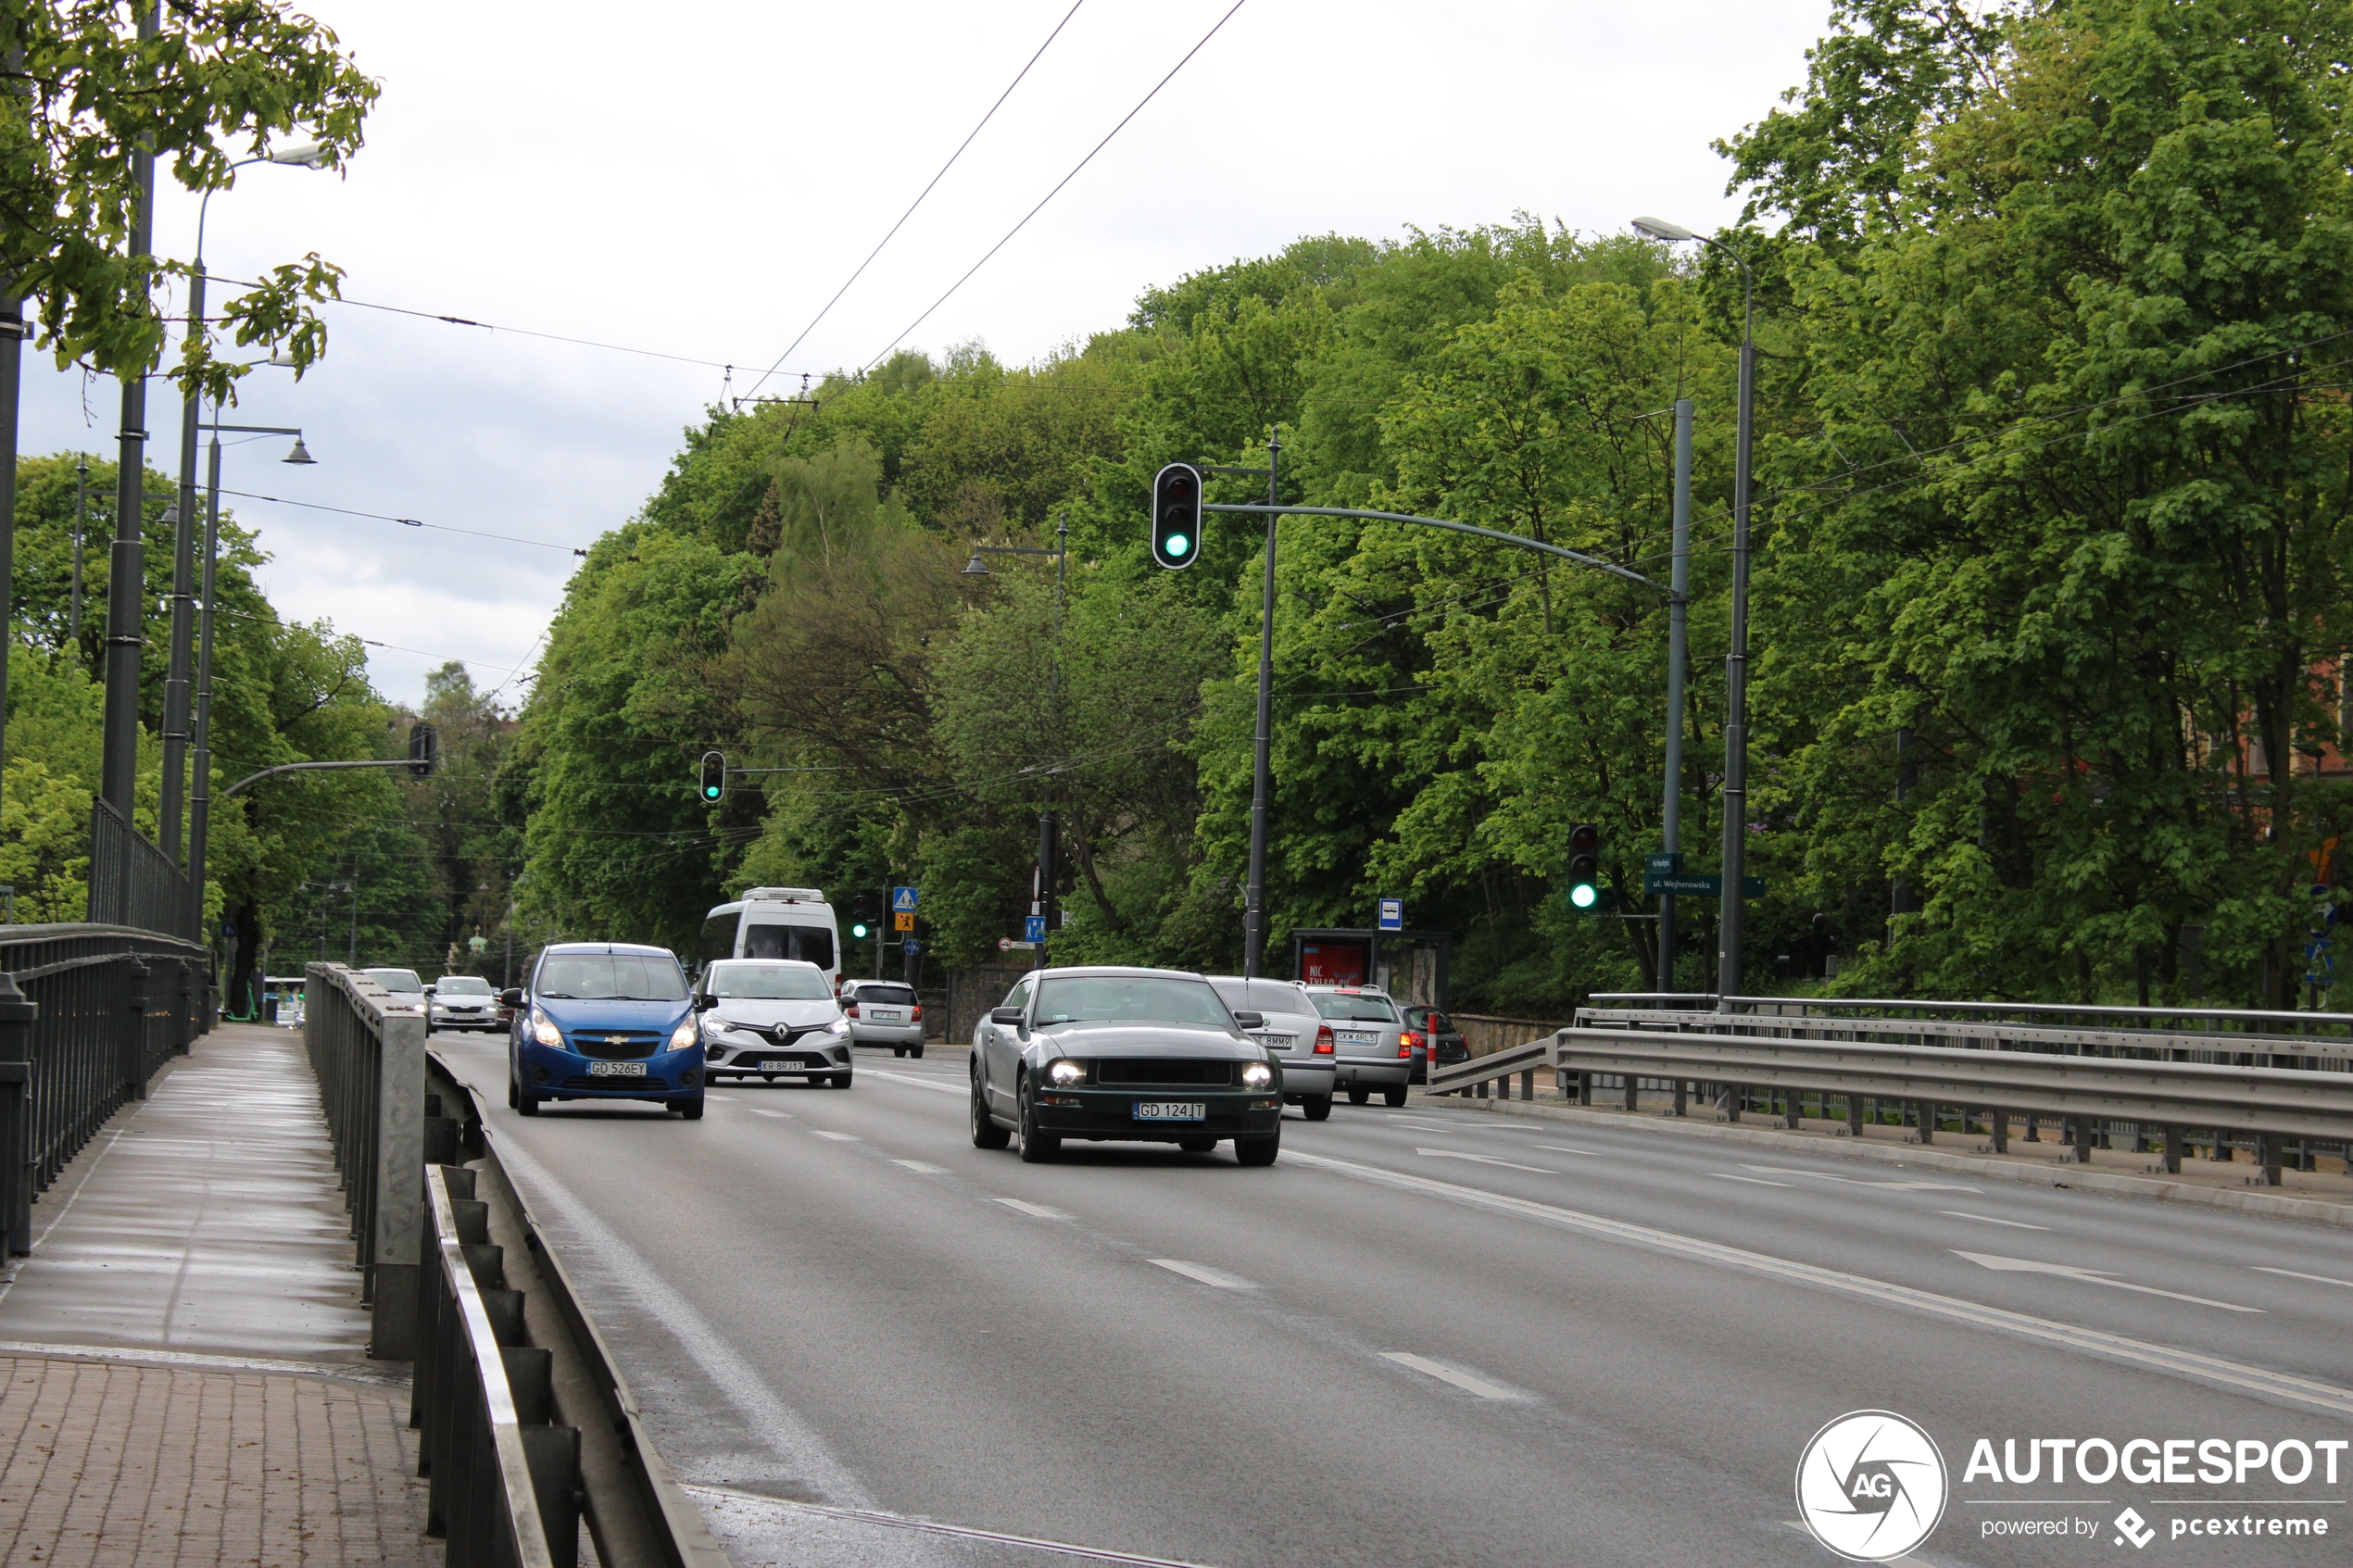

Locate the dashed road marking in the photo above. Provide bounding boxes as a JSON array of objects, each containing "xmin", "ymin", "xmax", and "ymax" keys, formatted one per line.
[
  {"xmin": 1379, "ymin": 1352, "xmax": 1521, "ymax": 1400},
  {"xmin": 892, "ymin": 1160, "xmax": 949, "ymax": 1174},
  {"xmin": 1416, "ymin": 1148, "xmax": 1554, "ymax": 1173},
  {"xmin": 749, "ymin": 1109, "xmax": 789, "ymax": 1120},
  {"xmin": 1711, "ymin": 1173, "xmax": 1792, "ymax": 1186},
  {"xmin": 1149, "ymin": 1259, "xmax": 1251, "ymax": 1289},
  {"xmin": 1532, "ymin": 1144, "xmax": 1603, "ymax": 1157},
  {"xmin": 2253, "ymin": 1266, "xmax": 2353, "ymax": 1289},
  {"xmin": 1955, "ymin": 1251, "xmax": 2263, "ymax": 1312},
  {"xmin": 863, "ymin": 1069, "xmax": 964, "ymax": 1096},
  {"xmin": 993, "ymin": 1198, "xmax": 1064, "ymax": 1219},
  {"xmin": 1742, "ymin": 1163, "xmax": 1981, "ymax": 1193},
  {"xmin": 1941, "ymin": 1210, "xmax": 2048, "ymax": 1231},
  {"xmin": 811, "ymin": 1131, "xmax": 861, "ymax": 1142}
]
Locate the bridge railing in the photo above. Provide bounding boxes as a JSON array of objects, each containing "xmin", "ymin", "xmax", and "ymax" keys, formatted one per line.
[
  {"xmin": 304, "ymin": 961, "xmax": 425, "ymax": 1358},
  {"xmin": 416, "ymin": 1162, "xmax": 578, "ymax": 1568},
  {"xmin": 84, "ymin": 797, "xmax": 191, "ymax": 939},
  {"xmin": 0, "ymin": 923, "xmax": 211, "ymax": 1256}
]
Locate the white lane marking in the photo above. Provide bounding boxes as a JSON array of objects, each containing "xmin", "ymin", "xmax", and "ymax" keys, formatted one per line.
[
  {"xmin": 891, "ymin": 1160, "xmax": 949, "ymax": 1174},
  {"xmin": 1532, "ymin": 1144, "xmax": 1604, "ymax": 1157},
  {"xmin": 1284, "ymin": 1150, "xmax": 2353, "ymax": 1418},
  {"xmin": 2253, "ymin": 1266, "xmax": 2353, "ymax": 1288},
  {"xmin": 1149, "ymin": 1259, "xmax": 1252, "ymax": 1289},
  {"xmin": 993, "ymin": 1198, "xmax": 1064, "ymax": 1219},
  {"xmin": 862, "ymin": 1069, "xmax": 965, "ymax": 1096},
  {"xmin": 749, "ymin": 1109, "xmax": 788, "ymax": 1120},
  {"xmin": 1741, "ymin": 1163, "xmax": 1981, "ymax": 1193},
  {"xmin": 682, "ymin": 1483, "xmax": 1228, "ymax": 1568},
  {"xmin": 1711, "ymin": 1173, "xmax": 1793, "ymax": 1187},
  {"xmin": 1416, "ymin": 1148, "xmax": 1554, "ymax": 1174},
  {"xmin": 1379, "ymin": 1352, "xmax": 1522, "ymax": 1400},
  {"xmin": 1953, "ymin": 1252, "xmax": 2263, "ymax": 1312},
  {"xmin": 810, "ymin": 1131, "xmax": 861, "ymax": 1142},
  {"xmin": 1942, "ymin": 1210, "xmax": 2049, "ymax": 1231},
  {"xmin": 705, "ymin": 1095, "xmax": 737, "ymax": 1101},
  {"xmin": 1385, "ymin": 1115, "xmax": 1540, "ymax": 1133}
]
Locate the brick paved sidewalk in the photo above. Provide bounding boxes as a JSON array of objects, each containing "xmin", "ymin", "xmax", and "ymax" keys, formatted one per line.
[{"xmin": 0, "ymin": 1350, "xmax": 434, "ymax": 1568}]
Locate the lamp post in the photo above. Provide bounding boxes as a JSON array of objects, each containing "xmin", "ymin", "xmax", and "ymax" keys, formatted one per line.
[
  {"xmin": 961, "ymin": 515, "xmax": 1069, "ymax": 966},
  {"xmin": 1632, "ymin": 215, "xmax": 1755, "ymax": 1009},
  {"xmin": 164, "ymin": 142, "xmax": 330, "ymax": 867},
  {"xmin": 184, "ymin": 422, "xmax": 315, "ymax": 941}
]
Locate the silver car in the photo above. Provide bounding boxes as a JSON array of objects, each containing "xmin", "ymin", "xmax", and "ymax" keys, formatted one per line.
[
  {"xmin": 840, "ymin": 978, "xmax": 925, "ymax": 1057},
  {"xmin": 427, "ymin": 974, "xmax": 501, "ymax": 1032},
  {"xmin": 1303, "ymin": 985, "xmax": 1410, "ymax": 1107},
  {"xmin": 1207, "ymin": 975, "xmax": 1334, "ymax": 1120},
  {"xmin": 695, "ymin": 959, "xmax": 852, "ymax": 1086}
]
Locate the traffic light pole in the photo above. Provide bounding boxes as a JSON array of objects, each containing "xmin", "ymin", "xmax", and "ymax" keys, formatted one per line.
[
  {"xmin": 1239, "ymin": 433, "xmax": 1279, "ymax": 978},
  {"xmin": 1658, "ymin": 398, "xmax": 1692, "ymax": 987}
]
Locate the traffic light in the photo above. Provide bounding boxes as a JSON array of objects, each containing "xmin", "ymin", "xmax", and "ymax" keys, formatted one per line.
[
  {"xmin": 407, "ymin": 721, "xmax": 437, "ymax": 779},
  {"xmin": 698, "ymin": 751, "xmax": 725, "ymax": 802},
  {"xmin": 1151, "ymin": 461, "xmax": 1202, "ymax": 569},
  {"xmin": 849, "ymin": 892, "xmax": 875, "ymax": 941},
  {"xmin": 1567, "ymin": 822, "xmax": 1602, "ymax": 910}
]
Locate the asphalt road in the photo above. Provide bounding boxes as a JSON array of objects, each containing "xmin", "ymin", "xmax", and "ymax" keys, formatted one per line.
[{"xmin": 431, "ymin": 1032, "xmax": 2353, "ymax": 1568}]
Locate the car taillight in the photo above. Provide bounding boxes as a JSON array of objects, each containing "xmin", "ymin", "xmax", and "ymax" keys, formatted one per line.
[
  {"xmin": 844, "ymin": 1003, "xmax": 860, "ymax": 1017},
  {"xmin": 1401, "ymin": 1029, "xmax": 1424, "ymax": 1050},
  {"xmin": 912, "ymin": 1003, "xmax": 923, "ymax": 1021},
  {"xmin": 1314, "ymin": 1024, "xmax": 1335, "ymax": 1054}
]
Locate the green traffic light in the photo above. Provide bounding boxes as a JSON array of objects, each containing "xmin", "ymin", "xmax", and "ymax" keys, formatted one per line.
[
  {"xmin": 1167, "ymin": 533, "xmax": 1190, "ymax": 557},
  {"xmin": 702, "ymin": 785, "xmax": 720, "ymax": 800},
  {"xmin": 850, "ymin": 922, "xmax": 868, "ymax": 938},
  {"xmin": 1569, "ymin": 883, "xmax": 1598, "ymax": 909}
]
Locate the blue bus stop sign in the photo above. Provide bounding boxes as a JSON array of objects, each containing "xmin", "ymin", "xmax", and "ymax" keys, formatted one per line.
[{"xmin": 1378, "ymin": 898, "xmax": 1403, "ymax": 932}]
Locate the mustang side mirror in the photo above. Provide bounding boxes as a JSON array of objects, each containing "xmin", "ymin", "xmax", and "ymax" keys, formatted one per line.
[
  {"xmin": 989, "ymin": 1007, "xmax": 1025, "ymax": 1027},
  {"xmin": 1231, "ymin": 1010, "xmax": 1265, "ymax": 1031},
  {"xmin": 499, "ymin": 988, "xmax": 524, "ymax": 1008}
]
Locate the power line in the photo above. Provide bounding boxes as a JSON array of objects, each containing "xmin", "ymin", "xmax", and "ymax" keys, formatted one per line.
[
  {"xmin": 217, "ymin": 487, "xmax": 588, "ymax": 556},
  {"xmin": 743, "ymin": 0, "xmax": 1088, "ymax": 402},
  {"xmin": 865, "ymin": 0, "xmax": 1252, "ymax": 370}
]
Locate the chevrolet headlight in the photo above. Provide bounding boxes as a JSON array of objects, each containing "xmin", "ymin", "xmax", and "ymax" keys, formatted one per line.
[
  {"xmin": 1241, "ymin": 1061, "xmax": 1274, "ymax": 1089},
  {"xmin": 1047, "ymin": 1059, "xmax": 1086, "ymax": 1086},
  {"xmin": 669, "ymin": 1019, "xmax": 698, "ymax": 1052},
  {"xmin": 531, "ymin": 1009, "xmax": 562, "ymax": 1049}
]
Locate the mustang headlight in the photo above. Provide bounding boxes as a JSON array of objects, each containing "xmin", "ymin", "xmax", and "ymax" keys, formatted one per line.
[
  {"xmin": 1240, "ymin": 1061, "xmax": 1275, "ymax": 1089},
  {"xmin": 530, "ymin": 1009, "xmax": 563, "ymax": 1049},
  {"xmin": 669, "ymin": 1018, "xmax": 698, "ymax": 1053},
  {"xmin": 1047, "ymin": 1059, "xmax": 1086, "ymax": 1086}
]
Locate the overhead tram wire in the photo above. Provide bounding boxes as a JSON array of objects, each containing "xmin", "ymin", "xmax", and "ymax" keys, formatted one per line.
[
  {"xmin": 217, "ymin": 487, "xmax": 588, "ymax": 556},
  {"xmin": 863, "ymin": 0, "xmax": 1252, "ymax": 370},
  {"xmin": 740, "ymin": 0, "xmax": 1088, "ymax": 403}
]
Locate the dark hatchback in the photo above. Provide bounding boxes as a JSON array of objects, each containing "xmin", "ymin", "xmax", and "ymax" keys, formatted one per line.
[
  {"xmin": 504, "ymin": 943, "xmax": 705, "ymax": 1119},
  {"xmin": 971, "ymin": 967, "xmax": 1284, "ymax": 1165},
  {"xmin": 1403, "ymin": 1005, "xmax": 1468, "ymax": 1085}
]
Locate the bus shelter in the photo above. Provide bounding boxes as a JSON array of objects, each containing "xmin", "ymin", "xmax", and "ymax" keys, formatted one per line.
[{"xmin": 1289, "ymin": 927, "xmax": 1451, "ymax": 1012}]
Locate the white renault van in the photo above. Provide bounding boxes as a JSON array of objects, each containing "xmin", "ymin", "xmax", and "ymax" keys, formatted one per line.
[{"xmin": 697, "ymin": 887, "xmax": 842, "ymax": 989}]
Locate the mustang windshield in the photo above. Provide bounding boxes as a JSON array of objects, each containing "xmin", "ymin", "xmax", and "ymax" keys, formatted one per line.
[
  {"xmin": 707, "ymin": 963, "xmax": 832, "ymax": 1001},
  {"xmin": 536, "ymin": 954, "xmax": 688, "ymax": 1002},
  {"xmin": 1035, "ymin": 976, "xmax": 1232, "ymax": 1029}
]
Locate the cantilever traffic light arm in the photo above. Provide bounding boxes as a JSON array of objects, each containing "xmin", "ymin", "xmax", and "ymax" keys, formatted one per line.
[
  {"xmin": 1202, "ymin": 504, "xmax": 1669, "ymax": 596},
  {"xmin": 219, "ymin": 758, "xmax": 424, "ymax": 799}
]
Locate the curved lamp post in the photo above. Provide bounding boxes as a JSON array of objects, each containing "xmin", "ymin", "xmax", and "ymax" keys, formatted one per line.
[{"xmin": 1633, "ymin": 215, "xmax": 1755, "ymax": 1010}]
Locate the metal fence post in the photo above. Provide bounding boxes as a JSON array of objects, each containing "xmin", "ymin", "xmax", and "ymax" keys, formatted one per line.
[
  {"xmin": 371, "ymin": 997, "xmax": 425, "ymax": 1358},
  {"xmin": 0, "ymin": 972, "xmax": 34, "ymax": 1256},
  {"xmin": 119, "ymin": 956, "xmax": 149, "ymax": 1102},
  {"xmin": 2162, "ymin": 1125, "xmax": 2183, "ymax": 1174}
]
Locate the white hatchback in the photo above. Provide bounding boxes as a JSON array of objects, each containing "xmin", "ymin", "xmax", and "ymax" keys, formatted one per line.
[{"xmin": 695, "ymin": 959, "xmax": 853, "ymax": 1086}]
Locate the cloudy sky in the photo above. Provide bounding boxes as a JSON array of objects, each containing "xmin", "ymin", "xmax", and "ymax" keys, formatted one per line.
[{"xmin": 20, "ymin": 0, "xmax": 1831, "ymax": 709}]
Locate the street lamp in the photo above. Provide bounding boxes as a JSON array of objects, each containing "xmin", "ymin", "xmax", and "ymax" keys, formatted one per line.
[
  {"xmin": 162, "ymin": 142, "xmax": 333, "ymax": 878},
  {"xmin": 959, "ymin": 515, "xmax": 1070, "ymax": 968},
  {"xmin": 1633, "ymin": 215, "xmax": 1755, "ymax": 1010},
  {"xmin": 184, "ymin": 421, "xmax": 318, "ymax": 941}
]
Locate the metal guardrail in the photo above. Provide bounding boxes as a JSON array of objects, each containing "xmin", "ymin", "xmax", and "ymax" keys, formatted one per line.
[
  {"xmin": 0, "ymin": 923, "xmax": 210, "ymax": 1256},
  {"xmin": 304, "ymin": 961, "xmax": 424, "ymax": 1357},
  {"xmin": 84, "ymin": 797, "xmax": 191, "ymax": 937},
  {"xmin": 417, "ymin": 1162, "xmax": 579, "ymax": 1568},
  {"xmin": 1579, "ymin": 1007, "xmax": 2353, "ymax": 1065},
  {"xmin": 1589, "ymin": 991, "xmax": 2353, "ymax": 1043}
]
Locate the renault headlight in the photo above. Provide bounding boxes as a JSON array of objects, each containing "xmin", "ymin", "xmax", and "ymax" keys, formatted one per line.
[
  {"xmin": 1240, "ymin": 1061, "xmax": 1274, "ymax": 1090},
  {"xmin": 1047, "ymin": 1059, "xmax": 1086, "ymax": 1086},
  {"xmin": 701, "ymin": 1012, "xmax": 729, "ymax": 1037},
  {"xmin": 669, "ymin": 1018, "xmax": 698, "ymax": 1053},
  {"xmin": 530, "ymin": 1009, "xmax": 562, "ymax": 1049}
]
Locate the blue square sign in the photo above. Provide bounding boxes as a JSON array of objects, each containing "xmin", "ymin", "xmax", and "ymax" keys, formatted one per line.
[
  {"xmin": 891, "ymin": 886, "xmax": 919, "ymax": 913},
  {"xmin": 1025, "ymin": 915, "xmax": 1047, "ymax": 944},
  {"xmin": 1378, "ymin": 898, "xmax": 1403, "ymax": 932}
]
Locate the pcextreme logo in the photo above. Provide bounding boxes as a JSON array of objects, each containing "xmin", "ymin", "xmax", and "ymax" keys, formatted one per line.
[{"xmin": 1795, "ymin": 1410, "xmax": 1950, "ymax": 1562}]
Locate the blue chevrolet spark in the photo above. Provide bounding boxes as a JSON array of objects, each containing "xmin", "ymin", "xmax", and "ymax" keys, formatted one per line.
[{"xmin": 505, "ymin": 942, "xmax": 705, "ymax": 1119}]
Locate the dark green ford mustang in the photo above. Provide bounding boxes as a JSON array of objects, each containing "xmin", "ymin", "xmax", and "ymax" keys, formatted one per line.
[{"xmin": 970, "ymin": 966, "xmax": 1284, "ymax": 1165}]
